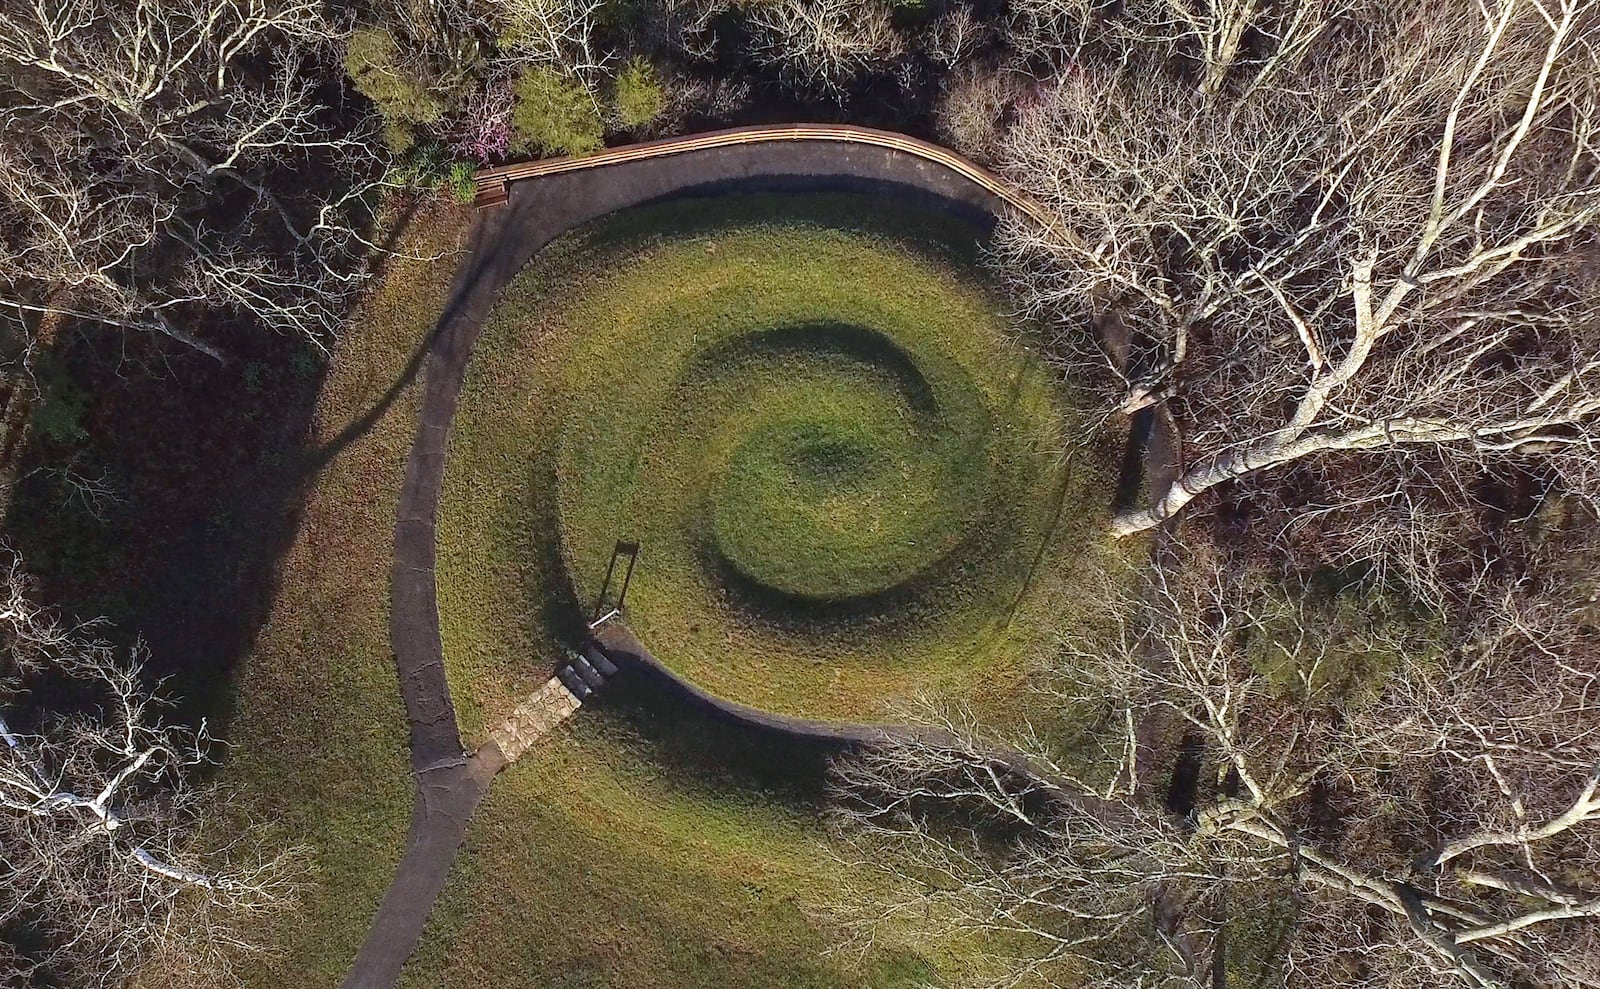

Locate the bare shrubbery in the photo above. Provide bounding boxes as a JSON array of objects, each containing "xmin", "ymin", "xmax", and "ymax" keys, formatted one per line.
[
  {"xmin": 934, "ymin": 61, "xmax": 1032, "ymax": 160},
  {"xmin": 741, "ymin": 0, "xmax": 907, "ymax": 94},
  {"xmin": 834, "ymin": 533, "xmax": 1600, "ymax": 987},
  {"xmin": 0, "ymin": 551, "xmax": 303, "ymax": 987}
]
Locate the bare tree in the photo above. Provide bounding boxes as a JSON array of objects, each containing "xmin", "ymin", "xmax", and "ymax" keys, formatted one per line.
[
  {"xmin": 989, "ymin": 0, "xmax": 1600, "ymax": 538},
  {"xmin": 1003, "ymin": 0, "xmax": 1355, "ymax": 103},
  {"xmin": 1003, "ymin": 0, "xmax": 1096, "ymax": 67},
  {"xmin": 493, "ymin": 0, "xmax": 612, "ymax": 92},
  {"xmin": 636, "ymin": 0, "xmax": 736, "ymax": 64},
  {"xmin": 926, "ymin": 4, "xmax": 993, "ymax": 68},
  {"xmin": 0, "ymin": 0, "xmax": 386, "ymax": 359},
  {"xmin": 832, "ymin": 550, "xmax": 1600, "ymax": 988},
  {"xmin": 741, "ymin": 0, "xmax": 906, "ymax": 95},
  {"xmin": 0, "ymin": 551, "xmax": 302, "ymax": 987},
  {"xmin": 1129, "ymin": 0, "xmax": 1346, "ymax": 99}
]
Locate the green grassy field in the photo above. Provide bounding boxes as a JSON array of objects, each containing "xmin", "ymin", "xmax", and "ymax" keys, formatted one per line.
[
  {"xmin": 191, "ymin": 203, "xmax": 469, "ymax": 988},
  {"xmin": 436, "ymin": 193, "xmax": 1122, "ymax": 737},
  {"xmin": 123, "ymin": 189, "xmax": 1132, "ymax": 989},
  {"xmin": 144, "ymin": 193, "xmax": 991, "ymax": 989},
  {"xmin": 174, "ymin": 197, "xmax": 961, "ymax": 989},
  {"xmin": 399, "ymin": 678, "xmax": 969, "ymax": 989},
  {"xmin": 392, "ymin": 188, "xmax": 1132, "ymax": 979},
  {"xmin": 401, "ymin": 191, "xmax": 1130, "ymax": 988}
]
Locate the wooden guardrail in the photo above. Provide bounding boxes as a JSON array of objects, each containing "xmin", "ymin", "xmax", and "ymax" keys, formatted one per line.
[{"xmin": 473, "ymin": 123, "xmax": 1049, "ymax": 225}]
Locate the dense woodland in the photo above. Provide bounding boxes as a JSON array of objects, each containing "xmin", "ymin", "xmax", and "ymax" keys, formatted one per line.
[{"xmin": 2, "ymin": 1, "xmax": 1599, "ymax": 987}]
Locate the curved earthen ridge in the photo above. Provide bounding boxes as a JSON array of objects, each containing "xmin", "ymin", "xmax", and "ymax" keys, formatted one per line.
[{"xmin": 352, "ymin": 127, "xmax": 1058, "ymax": 989}]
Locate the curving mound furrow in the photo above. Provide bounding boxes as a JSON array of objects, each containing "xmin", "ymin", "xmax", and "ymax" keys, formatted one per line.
[
  {"xmin": 438, "ymin": 193, "xmax": 1111, "ymax": 722},
  {"xmin": 668, "ymin": 322, "xmax": 991, "ymax": 605}
]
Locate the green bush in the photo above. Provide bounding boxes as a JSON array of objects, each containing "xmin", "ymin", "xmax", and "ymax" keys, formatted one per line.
[
  {"xmin": 384, "ymin": 145, "xmax": 478, "ymax": 204},
  {"xmin": 345, "ymin": 27, "xmax": 445, "ymax": 151},
  {"xmin": 379, "ymin": 118, "xmax": 419, "ymax": 154},
  {"xmin": 612, "ymin": 58, "xmax": 668, "ymax": 130},
  {"xmin": 511, "ymin": 67, "xmax": 603, "ymax": 157},
  {"xmin": 446, "ymin": 161, "xmax": 478, "ymax": 204},
  {"xmin": 389, "ymin": 142, "xmax": 449, "ymax": 189}
]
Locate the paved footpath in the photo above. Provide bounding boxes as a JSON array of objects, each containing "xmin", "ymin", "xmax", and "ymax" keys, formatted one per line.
[{"xmin": 339, "ymin": 128, "xmax": 1025, "ymax": 989}]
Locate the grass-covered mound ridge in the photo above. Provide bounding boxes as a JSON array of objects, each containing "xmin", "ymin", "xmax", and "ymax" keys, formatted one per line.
[
  {"xmin": 437, "ymin": 193, "xmax": 1113, "ymax": 729},
  {"xmin": 700, "ymin": 323, "xmax": 988, "ymax": 604}
]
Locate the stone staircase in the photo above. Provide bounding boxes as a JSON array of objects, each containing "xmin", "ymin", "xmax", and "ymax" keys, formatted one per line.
[
  {"xmin": 484, "ymin": 642, "xmax": 621, "ymax": 763},
  {"xmin": 554, "ymin": 642, "xmax": 619, "ymax": 702}
]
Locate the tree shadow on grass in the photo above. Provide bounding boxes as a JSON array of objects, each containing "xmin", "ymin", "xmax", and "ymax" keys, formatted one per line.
[
  {"xmin": 0, "ymin": 199, "xmax": 444, "ymax": 745},
  {"xmin": 583, "ymin": 671, "xmax": 842, "ymax": 807}
]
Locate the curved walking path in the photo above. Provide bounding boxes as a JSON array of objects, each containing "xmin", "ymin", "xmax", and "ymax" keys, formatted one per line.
[
  {"xmin": 472, "ymin": 124, "xmax": 1051, "ymax": 224},
  {"xmin": 343, "ymin": 126, "xmax": 1066, "ymax": 989}
]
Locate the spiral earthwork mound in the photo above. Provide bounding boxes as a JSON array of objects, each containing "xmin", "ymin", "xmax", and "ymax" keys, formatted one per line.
[{"xmin": 437, "ymin": 193, "xmax": 1111, "ymax": 724}]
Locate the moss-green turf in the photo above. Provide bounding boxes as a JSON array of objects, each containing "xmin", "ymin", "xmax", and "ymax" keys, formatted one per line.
[
  {"xmin": 205, "ymin": 191, "xmax": 1129, "ymax": 989},
  {"xmin": 436, "ymin": 193, "xmax": 1115, "ymax": 734}
]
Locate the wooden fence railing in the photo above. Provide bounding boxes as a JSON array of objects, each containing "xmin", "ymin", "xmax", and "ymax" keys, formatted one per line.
[{"xmin": 473, "ymin": 124, "xmax": 1048, "ymax": 225}]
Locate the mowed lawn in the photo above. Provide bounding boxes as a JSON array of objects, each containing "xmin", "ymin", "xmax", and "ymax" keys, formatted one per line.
[
  {"xmin": 435, "ymin": 193, "xmax": 1126, "ymax": 738},
  {"xmin": 401, "ymin": 193, "xmax": 1133, "ymax": 988},
  {"xmin": 192, "ymin": 195, "xmax": 995, "ymax": 989},
  {"xmin": 399, "ymin": 678, "xmax": 973, "ymax": 989}
]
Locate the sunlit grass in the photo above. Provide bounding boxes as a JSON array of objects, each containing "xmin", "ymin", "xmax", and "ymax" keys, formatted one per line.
[{"xmin": 437, "ymin": 192, "xmax": 1120, "ymax": 732}]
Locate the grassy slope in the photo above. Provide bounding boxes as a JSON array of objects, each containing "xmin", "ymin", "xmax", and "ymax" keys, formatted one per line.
[
  {"xmin": 436, "ymin": 193, "xmax": 1122, "ymax": 737},
  {"xmin": 405, "ymin": 193, "xmax": 1130, "ymax": 989},
  {"xmin": 199, "ymin": 195, "xmax": 983, "ymax": 989},
  {"xmin": 700, "ymin": 335, "xmax": 990, "ymax": 602},
  {"xmin": 216, "ymin": 203, "xmax": 468, "ymax": 986},
  {"xmin": 400, "ymin": 681, "xmax": 962, "ymax": 989}
]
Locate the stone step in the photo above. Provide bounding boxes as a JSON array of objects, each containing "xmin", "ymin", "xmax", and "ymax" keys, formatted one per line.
[
  {"xmin": 555, "ymin": 665, "xmax": 591, "ymax": 701},
  {"xmin": 486, "ymin": 676, "xmax": 584, "ymax": 763},
  {"xmin": 570, "ymin": 654, "xmax": 605, "ymax": 690},
  {"xmin": 583, "ymin": 644, "xmax": 618, "ymax": 678}
]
